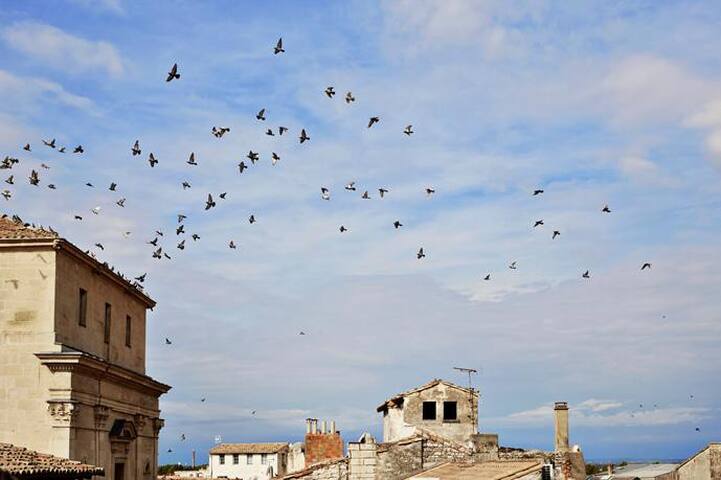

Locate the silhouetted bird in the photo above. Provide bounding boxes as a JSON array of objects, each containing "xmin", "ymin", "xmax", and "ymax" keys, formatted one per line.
[
  {"xmin": 166, "ymin": 63, "xmax": 180, "ymax": 82},
  {"xmin": 368, "ymin": 116, "xmax": 380, "ymax": 128},
  {"xmin": 417, "ymin": 248, "xmax": 425, "ymax": 259},
  {"xmin": 274, "ymin": 38, "xmax": 284, "ymax": 54}
]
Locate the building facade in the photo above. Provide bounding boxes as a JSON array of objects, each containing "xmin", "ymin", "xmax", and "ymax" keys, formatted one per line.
[
  {"xmin": 0, "ymin": 216, "xmax": 170, "ymax": 480},
  {"xmin": 208, "ymin": 443, "xmax": 289, "ymax": 479}
]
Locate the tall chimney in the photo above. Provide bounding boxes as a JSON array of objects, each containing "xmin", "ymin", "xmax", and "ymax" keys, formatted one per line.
[
  {"xmin": 330, "ymin": 420, "xmax": 336, "ymax": 434},
  {"xmin": 321, "ymin": 420, "xmax": 327, "ymax": 434},
  {"xmin": 607, "ymin": 464, "xmax": 613, "ymax": 476},
  {"xmin": 554, "ymin": 402, "xmax": 570, "ymax": 452},
  {"xmin": 306, "ymin": 418, "xmax": 312, "ymax": 434},
  {"xmin": 311, "ymin": 418, "xmax": 318, "ymax": 434}
]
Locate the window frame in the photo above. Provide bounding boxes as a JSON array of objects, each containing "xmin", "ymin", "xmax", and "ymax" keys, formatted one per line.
[
  {"xmin": 103, "ymin": 303, "xmax": 112, "ymax": 344},
  {"xmin": 78, "ymin": 288, "xmax": 87, "ymax": 327},
  {"xmin": 422, "ymin": 401, "xmax": 437, "ymax": 420},
  {"xmin": 233, "ymin": 454, "xmax": 239, "ymax": 465},
  {"xmin": 219, "ymin": 454, "xmax": 225, "ymax": 465}
]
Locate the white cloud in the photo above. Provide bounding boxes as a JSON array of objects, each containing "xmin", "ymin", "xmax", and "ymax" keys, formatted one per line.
[
  {"xmin": 2, "ymin": 22, "xmax": 124, "ymax": 76},
  {"xmin": 0, "ymin": 69, "xmax": 95, "ymax": 112},
  {"xmin": 68, "ymin": 0, "xmax": 124, "ymax": 14}
]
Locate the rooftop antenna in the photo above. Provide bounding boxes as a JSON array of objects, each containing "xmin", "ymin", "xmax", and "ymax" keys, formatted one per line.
[{"xmin": 453, "ymin": 366, "xmax": 478, "ymax": 428}]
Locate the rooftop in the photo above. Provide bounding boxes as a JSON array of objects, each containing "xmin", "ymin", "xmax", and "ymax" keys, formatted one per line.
[
  {"xmin": 613, "ymin": 463, "xmax": 680, "ymax": 479},
  {"xmin": 377, "ymin": 378, "xmax": 478, "ymax": 412},
  {"xmin": 406, "ymin": 460, "xmax": 542, "ymax": 480},
  {"xmin": 209, "ymin": 443, "xmax": 289, "ymax": 455},
  {"xmin": 0, "ymin": 214, "xmax": 58, "ymax": 239},
  {"xmin": 0, "ymin": 442, "xmax": 104, "ymax": 478}
]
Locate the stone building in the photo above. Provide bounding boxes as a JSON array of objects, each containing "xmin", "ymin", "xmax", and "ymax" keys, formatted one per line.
[
  {"xmin": 208, "ymin": 443, "xmax": 289, "ymax": 479},
  {"xmin": 0, "ymin": 216, "xmax": 171, "ymax": 479}
]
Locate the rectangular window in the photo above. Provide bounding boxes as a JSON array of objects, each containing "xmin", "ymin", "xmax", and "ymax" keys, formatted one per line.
[
  {"xmin": 125, "ymin": 315, "xmax": 132, "ymax": 347},
  {"xmin": 261, "ymin": 454, "xmax": 268, "ymax": 465},
  {"xmin": 233, "ymin": 454, "xmax": 239, "ymax": 464},
  {"xmin": 103, "ymin": 303, "xmax": 112, "ymax": 344},
  {"xmin": 247, "ymin": 454, "xmax": 253, "ymax": 465},
  {"xmin": 422, "ymin": 401, "xmax": 436, "ymax": 420},
  {"xmin": 443, "ymin": 401, "xmax": 458, "ymax": 421},
  {"xmin": 219, "ymin": 454, "xmax": 225, "ymax": 465},
  {"xmin": 78, "ymin": 288, "xmax": 87, "ymax": 327}
]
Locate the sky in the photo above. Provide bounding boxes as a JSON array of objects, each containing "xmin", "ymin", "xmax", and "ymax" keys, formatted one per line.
[{"xmin": 1, "ymin": 0, "xmax": 721, "ymax": 464}]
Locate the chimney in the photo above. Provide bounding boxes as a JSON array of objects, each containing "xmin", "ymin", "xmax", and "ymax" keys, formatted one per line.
[
  {"xmin": 311, "ymin": 418, "xmax": 318, "ymax": 434},
  {"xmin": 330, "ymin": 420, "xmax": 336, "ymax": 434},
  {"xmin": 321, "ymin": 420, "xmax": 327, "ymax": 434},
  {"xmin": 306, "ymin": 418, "xmax": 312, "ymax": 434},
  {"xmin": 304, "ymin": 419, "xmax": 344, "ymax": 466},
  {"xmin": 554, "ymin": 402, "xmax": 570, "ymax": 452},
  {"xmin": 607, "ymin": 465, "xmax": 613, "ymax": 476}
]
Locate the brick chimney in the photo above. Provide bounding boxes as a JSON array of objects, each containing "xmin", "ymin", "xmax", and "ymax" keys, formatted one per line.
[
  {"xmin": 554, "ymin": 402, "xmax": 570, "ymax": 452},
  {"xmin": 305, "ymin": 418, "xmax": 343, "ymax": 466}
]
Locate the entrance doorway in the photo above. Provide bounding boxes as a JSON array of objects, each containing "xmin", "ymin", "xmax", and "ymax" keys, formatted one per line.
[{"xmin": 114, "ymin": 462, "xmax": 125, "ymax": 480}]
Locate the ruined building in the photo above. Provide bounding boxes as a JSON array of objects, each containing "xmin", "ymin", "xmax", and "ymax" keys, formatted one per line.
[{"xmin": 0, "ymin": 216, "xmax": 171, "ymax": 480}]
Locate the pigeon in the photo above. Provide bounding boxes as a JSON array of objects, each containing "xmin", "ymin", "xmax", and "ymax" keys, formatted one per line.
[
  {"xmin": 116, "ymin": 198, "xmax": 126, "ymax": 207},
  {"xmin": 552, "ymin": 230, "xmax": 560, "ymax": 239},
  {"xmin": 205, "ymin": 194, "xmax": 216, "ymax": 210},
  {"xmin": 641, "ymin": 263, "xmax": 652, "ymax": 270},
  {"xmin": 321, "ymin": 187, "xmax": 330, "ymax": 200},
  {"xmin": 191, "ymin": 234, "xmax": 200, "ymax": 241},
  {"xmin": 23, "ymin": 143, "xmax": 31, "ymax": 151},
  {"xmin": 602, "ymin": 204, "xmax": 611, "ymax": 213},
  {"xmin": 177, "ymin": 240, "xmax": 185, "ymax": 250},
  {"xmin": 152, "ymin": 248, "xmax": 163, "ymax": 259},
  {"xmin": 176, "ymin": 224, "xmax": 185, "ymax": 235},
  {"xmin": 135, "ymin": 273, "xmax": 146, "ymax": 283},
  {"xmin": 187, "ymin": 152, "xmax": 197, "ymax": 165},
  {"xmin": 48, "ymin": 184, "xmax": 56, "ymax": 189},
  {"xmin": 345, "ymin": 91, "xmax": 355, "ymax": 103},
  {"xmin": 582, "ymin": 270, "xmax": 590, "ymax": 279},
  {"xmin": 378, "ymin": 188, "xmax": 388, "ymax": 198},
  {"xmin": 166, "ymin": 63, "xmax": 180, "ymax": 82},
  {"xmin": 148, "ymin": 153, "xmax": 158, "ymax": 167},
  {"xmin": 74, "ymin": 145, "xmax": 84, "ymax": 154},
  {"xmin": 509, "ymin": 261, "xmax": 517, "ymax": 270},
  {"xmin": 91, "ymin": 206, "xmax": 101, "ymax": 215},
  {"xmin": 256, "ymin": 108, "xmax": 266, "ymax": 121},
  {"xmin": 368, "ymin": 116, "xmax": 380, "ymax": 128},
  {"xmin": 109, "ymin": 183, "xmax": 117, "ymax": 191},
  {"xmin": 417, "ymin": 247, "xmax": 425, "ymax": 259},
  {"xmin": 40, "ymin": 163, "xmax": 50, "ymax": 170},
  {"xmin": 212, "ymin": 126, "xmax": 230, "ymax": 138},
  {"xmin": 165, "ymin": 337, "xmax": 172, "ymax": 345},
  {"xmin": 156, "ymin": 230, "xmax": 164, "ymax": 236},
  {"xmin": 299, "ymin": 129, "xmax": 310, "ymax": 143},
  {"xmin": 94, "ymin": 243, "xmax": 104, "ymax": 251},
  {"xmin": 29, "ymin": 170, "xmax": 39, "ymax": 186},
  {"xmin": 345, "ymin": 181, "xmax": 356, "ymax": 191},
  {"xmin": 278, "ymin": 126, "xmax": 288, "ymax": 135},
  {"xmin": 534, "ymin": 220, "xmax": 544, "ymax": 227},
  {"xmin": 393, "ymin": 220, "xmax": 402, "ymax": 229},
  {"xmin": 182, "ymin": 181, "xmax": 191, "ymax": 189},
  {"xmin": 249, "ymin": 215, "xmax": 256, "ymax": 224},
  {"xmin": 251, "ymin": 410, "xmax": 256, "ymax": 415},
  {"xmin": 167, "ymin": 449, "xmax": 173, "ymax": 453},
  {"xmin": 533, "ymin": 189, "xmax": 544, "ymax": 196},
  {"xmin": 238, "ymin": 161, "xmax": 248, "ymax": 173},
  {"xmin": 148, "ymin": 237, "xmax": 159, "ymax": 246},
  {"xmin": 58, "ymin": 147, "xmax": 66, "ymax": 153},
  {"xmin": 483, "ymin": 274, "xmax": 491, "ymax": 281},
  {"xmin": 2, "ymin": 190, "xmax": 11, "ymax": 200},
  {"xmin": 229, "ymin": 240, "xmax": 237, "ymax": 249},
  {"xmin": 265, "ymin": 128, "xmax": 275, "ymax": 136},
  {"xmin": 325, "ymin": 86, "xmax": 336, "ymax": 98},
  {"xmin": 339, "ymin": 225, "xmax": 348, "ymax": 233},
  {"xmin": 85, "ymin": 182, "xmax": 94, "ymax": 187},
  {"xmin": 404, "ymin": 125, "xmax": 413, "ymax": 136},
  {"xmin": 201, "ymin": 398, "xmax": 206, "ymax": 402},
  {"xmin": 181, "ymin": 434, "xmax": 186, "ymax": 441},
  {"xmin": 43, "ymin": 138, "xmax": 56, "ymax": 149},
  {"xmin": 274, "ymin": 37, "xmax": 284, "ymax": 54},
  {"xmin": 299, "ymin": 331, "xmax": 306, "ymax": 336},
  {"xmin": 5, "ymin": 175, "xmax": 13, "ymax": 185},
  {"xmin": 74, "ymin": 215, "xmax": 83, "ymax": 221},
  {"xmin": 219, "ymin": 192, "xmax": 227, "ymax": 199},
  {"xmin": 425, "ymin": 187, "xmax": 435, "ymax": 196},
  {"xmin": 131, "ymin": 140, "xmax": 141, "ymax": 156},
  {"xmin": 361, "ymin": 190, "xmax": 370, "ymax": 199},
  {"xmin": 695, "ymin": 427, "xmax": 701, "ymax": 432},
  {"xmin": 247, "ymin": 151, "xmax": 259, "ymax": 164},
  {"xmin": 271, "ymin": 152, "xmax": 280, "ymax": 165}
]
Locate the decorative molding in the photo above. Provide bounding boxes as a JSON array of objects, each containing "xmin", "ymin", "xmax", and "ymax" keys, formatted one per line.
[
  {"xmin": 94, "ymin": 405, "xmax": 110, "ymax": 429},
  {"xmin": 152, "ymin": 418, "xmax": 164, "ymax": 437},
  {"xmin": 134, "ymin": 413, "xmax": 147, "ymax": 433},
  {"xmin": 47, "ymin": 400, "xmax": 78, "ymax": 426}
]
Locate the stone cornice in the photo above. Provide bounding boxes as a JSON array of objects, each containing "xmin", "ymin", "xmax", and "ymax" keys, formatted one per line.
[{"xmin": 36, "ymin": 351, "xmax": 171, "ymax": 398}]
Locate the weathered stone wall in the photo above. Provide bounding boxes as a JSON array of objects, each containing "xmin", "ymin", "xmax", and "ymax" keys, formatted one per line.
[
  {"xmin": 710, "ymin": 444, "xmax": 721, "ymax": 480},
  {"xmin": 377, "ymin": 438, "xmax": 424, "ymax": 480},
  {"xmin": 348, "ymin": 440, "xmax": 377, "ymax": 480},
  {"xmin": 675, "ymin": 443, "xmax": 721, "ymax": 480},
  {"xmin": 280, "ymin": 458, "xmax": 348, "ymax": 480}
]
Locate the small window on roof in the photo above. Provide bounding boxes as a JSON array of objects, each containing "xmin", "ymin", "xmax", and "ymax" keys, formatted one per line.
[{"xmin": 422, "ymin": 401, "xmax": 436, "ymax": 420}]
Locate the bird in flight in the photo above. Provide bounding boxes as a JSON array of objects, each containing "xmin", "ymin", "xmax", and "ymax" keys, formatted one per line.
[
  {"xmin": 148, "ymin": 153, "xmax": 158, "ymax": 167},
  {"xmin": 417, "ymin": 247, "xmax": 425, "ymax": 259},
  {"xmin": 534, "ymin": 220, "xmax": 544, "ymax": 227},
  {"xmin": 533, "ymin": 189, "xmax": 544, "ymax": 196},
  {"xmin": 299, "ymin": 129, "xmax": 310, "ymax": 143},
  {"xmin": 272, "ymin": 152, "xmax": 280, "ymax": 166},
  {"xmin": 166, "ymin": 63, "xmax": 180, "ymax": 82},
  {"xmin": 74, "ymin": 145, "xmax": 84, "ymax": 154},
  {"xmin": 509, "ymin": 261, "xmax": 517, "ymax": 270},
  {"xmin": 339, "ymin": 225, "xmax": 348, "ymax": 233},
  {"xmin": 109, "ymin": 182, "xmax": 117, "ymax": 191},
  {"xmin": 368, "ymin": 116, "xmax": 380, "ymax": 128},
  {"xmin": 256, "ymin": 108, "xmax": 266, "ymax": 121},
  {"xmin": 165, "ymin": 338, "xmax": 172, "ymax": 345},
  {"xmin": 116, "ymin": 198, "xmax": 126, "ymax": 207},
  {"xmin": 131, "ymin": 140, "xmax": 141, "ymax": 156},
  {"xmin": 205, "ymin": 194, "xmax": 216, "ymax": 210},
  {"xmin": 277, "ymin": 126, "xmax": 288, "ymax": 136},
  {"xmin": 404, "ymin": 125, "xmax": 413, "ymax": 136},
  {"xmin": 187, "ymin": 152, "xmax": 198, "ymax": 165},
  {"xmin": 299, "ymin": 331, "xmax": 306, "ymax": 336},
  {"xmin": 249, "ymin": 214, "xmax": 256, "ymax": 224},
  {"xmin": 378, "ymin": 188, "xmax": 389, "ymax": 198},
  {"xmin": 177, "ymin": 240, "xmax": 185, "ymax": 250},
  {"xmin": 602, "ymin": 204, "xmax": 611, "ymax": 213},
  {"xmin": 321, "ymin": 188, "xmax": 330, "ymax": 200},
  {"xmin": 247, "ymin": 151, "xmax": 260, "ymax": 164},
  {"xmin": 345, "ymin": 182, "xmax": 356, "ymax": 191},
  {"xmin": 425, "ymin": 187, "xmax": 435, "ymax": 196},
  {"xmin": 135, "ymin": 273, "xmax": 146, "ymax": 283},
  {"xmin": 29, "ymin": 170, "xmax": 39, "ymax": 186},
  {"xmin": 325, "ymin": 86, "xmax": 335, "ymax": 98},
  {"xmin": 552, "ymin": 230, "xmax": 560, "ymax": 239},
  {"xmin": 43, "ymin": 138, "xmax": 56, "ymax": 149},
  {"xmin": 345, "ymin": 91, "xmax": 355, "ymax": 103},
  {"xmin": 582, "ymin": 270, "xmax": 590, "ymax": 279},
  {"xmin": 212, "ymin": 126, "xmax": 230, "ymax": 138},
  {"xmin": 483, "ymin": 274, "xmax": 491, "ymax": 281},
  {"xmin": 361, "ymin": 190, "xmax": 370, "ymax": 199},
  {"xmin": 274, "ymin": 37, "xmax": 284, "ymax": 54},
  {"xmin": 265, "ymin": 128, "xmax": 275, "ymax": 136},
  {"xmin": 229, "ymin": 240, "xmax": 237, "ymax": 249},
  {"xmin": 23, "ymin": 143, "xmax": 31, "ymax": 152},
  {"xmin": 94, "ymin": 243, "xmax": 104, "ymax": 251},
  {"xmin": 393, "ymin": 220, "xmax": 403, "ymax": 229},
  {"xmin": 641, "ymin": 263, "xmax": 652, "ymax": 270},
  {"xmin": 182, "ymin": 181, "xmax": 191, "ymax": 189},
  {"xmin": 238, "ymin": 161, "xmax": 248, "ymax": 173}
]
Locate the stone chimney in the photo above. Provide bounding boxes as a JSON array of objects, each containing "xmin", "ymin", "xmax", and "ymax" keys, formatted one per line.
[
  {"xmin": 554, "ymin": 402, "xmax": 570, "ymax": 452},
  {"xmin": 607, "ymin": 464, "xmax": 613, "ymax": 476},
  {"xmin": 305, "ymin": 419, "xmax": 344, "ymax": 466}
]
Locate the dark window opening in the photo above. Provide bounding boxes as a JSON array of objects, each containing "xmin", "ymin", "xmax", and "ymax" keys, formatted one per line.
[
  {"xmin": 78, "ymin": 288, "xmax": 87, "ymax": 327},
  {"xmin": 125, "ymin": 315, "xmax": 132, "ymax": 347},
  {"xmin": 443, "ymin": 401, "xmax": 458, "ymax": 421},
  {"xmin": 219, "ymin": 454, "xmax": 225, "ymax": 465},
  {"xmin": 104, "ymin": 303, "xmax": 112, "ymax": 344},
  {"xmin": 233, "ymin": 454, "xmax": 239, "ymax": 464},
  {"xmin": 422, "ymin": 401, "xmax": 436, "ymax": 420}
]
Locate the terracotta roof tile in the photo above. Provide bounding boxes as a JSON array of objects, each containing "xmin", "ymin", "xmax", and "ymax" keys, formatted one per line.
[
  {"xmin": 0, "ymin": 214, "xmax": 58, "ymax": 239},
  {"xmin": 209, "ymin": 443, "xmax": 289, "ymax": 455},
  {"xmin": 0, "ymin": 442, "xmax": 104, "ymax": 477}
]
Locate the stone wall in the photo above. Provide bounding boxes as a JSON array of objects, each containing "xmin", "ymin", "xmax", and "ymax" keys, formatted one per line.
[
  {"xmin": 377, "ymin": 438, "xmax": 424, "ymax": 480},
  {"xmin": 675, "ymin": 443, "xmax": 721, "ymax": 480},
  {"xmin": 305, "ymin": 432, "xmax": 344, "ymax": 466},
  {"xmin": 348, "ymin": 439, "xmax": 377, "ymax": 480},
  {"xmin": 280, "ymin": 458, "xmax": 348, "ymax": 480}
]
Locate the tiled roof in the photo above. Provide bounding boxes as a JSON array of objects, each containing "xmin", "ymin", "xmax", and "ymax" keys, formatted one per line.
[
  {"xmin": 377, "ymin": 379, "xmax": 478, "ymax": 411},
  {"xmin": 209, "ymin": 443, "xmax": 289, "ymax": 455},
  {"xmin": 0, "ymin": 442, "xmax": 104, "ymax": 477},
  {"xmin": 0, "ymin": 214, "xmax": 58, "ymax": 239}
]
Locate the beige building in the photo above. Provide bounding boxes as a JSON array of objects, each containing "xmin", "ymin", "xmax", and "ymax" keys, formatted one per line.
[
  {"xmin": 0, "ymin": 215, "xmax": 171, "ymax": 479},
  {"xmin": 376, "ymin": 379, "xmax": 479, "ymax": 443},
  {"xmin": 208, "ymin": 443, "xmax": 289, "ymax": 479}
]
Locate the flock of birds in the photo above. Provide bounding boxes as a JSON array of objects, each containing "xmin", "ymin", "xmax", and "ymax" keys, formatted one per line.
[{"xmin": 3, "ymin": 36, "xmax": 706, "ymax": 443}]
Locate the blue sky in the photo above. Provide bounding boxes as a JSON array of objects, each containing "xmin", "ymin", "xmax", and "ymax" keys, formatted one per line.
[{"xmin": 2, "ymin": 0, "xmax": 721, "ymax": 464}]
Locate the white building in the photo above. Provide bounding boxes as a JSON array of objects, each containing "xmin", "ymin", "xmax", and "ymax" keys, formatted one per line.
[{"xmin": 208, "ymin": 443, "xmax": 289, "ymax": 480}]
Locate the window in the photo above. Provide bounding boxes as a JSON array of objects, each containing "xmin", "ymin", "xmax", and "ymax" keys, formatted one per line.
[
  {"xmin": 219, "ymin": 454, "xmax": 225, "ymax": 465},
  {"xmin": 125, "ymin": 315, "xmax": 132, "ymax": 347},
  {"xmin": 247, "ymin": 454, "xmax": 253, "ymax": 465},
  {"xmin": 261, "ymin": 454, "xmax": 268, "ymax": 465},
  {"xmin": 422, "ymin": 401, "xmax": 436, "ymax": 420},
  {"xmin": 103, "ymin": 303, "xmax": 112, "ymax": 344},
  {"xmin": 78, "ymin": 289, "xmax": 87, "ymax": 327},
  {"xmin": 233, "ymin": 454, "xmax": 239, "ymax": 465},
  {"xmin": 443, "ymin": 401, "xmax": 457, "ymax": 421}
]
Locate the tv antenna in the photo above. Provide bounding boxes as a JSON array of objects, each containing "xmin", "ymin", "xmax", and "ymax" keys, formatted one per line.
[{"xmin": 453, "ymin": 366, "xmax": 479, "ymax": 427}]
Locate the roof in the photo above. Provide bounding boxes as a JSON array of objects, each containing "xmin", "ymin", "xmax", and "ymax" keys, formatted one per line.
[
  {"xmin": 0, "ymin": 213, "xmax": 155, "ymax": 308},
  {"xmin": 406, "ymin": 460, "xmax": 542, "ymax": 480},
  {"xmin": 377, "ymin": 379, "xmax": 478, "ymax": 412},
  {"xmin": 209, "ymin": 443, "xmax": 289, "ymax": 455},
  {"xmin": 0, "ymin": 442, "xmax": 104, "ymax": 478},
  {"xmin": 278, "ymin": 457, "xmax": 348, "ymax": 480},
  {"xmin": 613, "ymin": 464, "xmax": 679, "ymax": 479}
]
